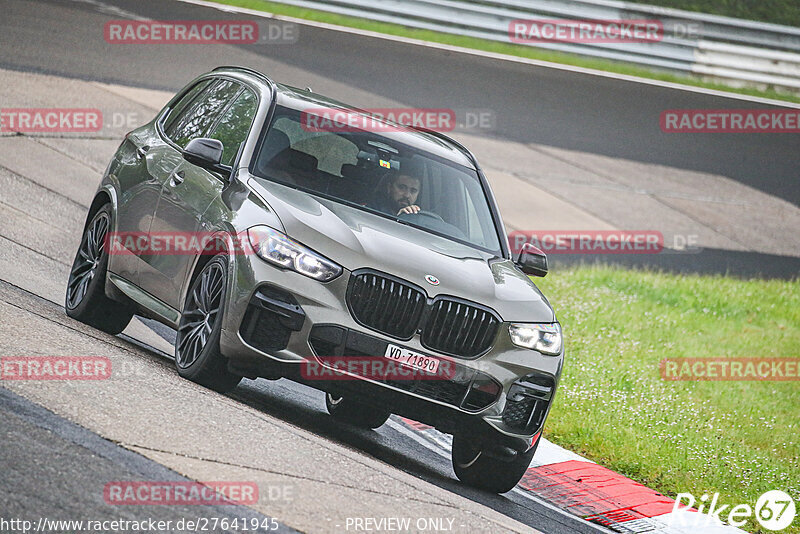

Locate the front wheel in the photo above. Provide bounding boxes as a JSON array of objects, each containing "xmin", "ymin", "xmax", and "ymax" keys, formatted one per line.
[
  {"xmin": 325, "ymin": 393, "xmax": 390, "ymax": 429},
  {"xmin": 175, "ymin": 254, "xmax": 242, "ymax": 393},
  {"xmin": 451, "ymin": 434, "xmax": 539, "ymax": 493},
  {"xmin": 65, "ymin": 204, "xmax": 133, "ymax": 334}
]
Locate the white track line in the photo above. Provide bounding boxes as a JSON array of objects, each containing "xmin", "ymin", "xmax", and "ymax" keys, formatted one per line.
[{"xmin": 176, "ymin": 0, "xmax": 800, "ymax": 109}]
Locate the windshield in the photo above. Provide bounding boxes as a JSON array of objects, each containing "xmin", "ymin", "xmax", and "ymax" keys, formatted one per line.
[{"xmin": 251, "ymin": 105, "xmax": 502, "ymax": 255}]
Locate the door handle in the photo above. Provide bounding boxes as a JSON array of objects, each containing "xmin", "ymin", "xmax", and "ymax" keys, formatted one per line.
[
  {"xmin": 136, "ymin": 145, "xmax": 150, "ymax": 159},
  {"xmin": 169, "ymin": 170, "xmax": 185, "ymax": 187}
]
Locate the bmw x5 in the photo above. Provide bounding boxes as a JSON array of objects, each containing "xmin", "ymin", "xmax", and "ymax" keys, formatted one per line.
[{"xmin": 65, "ymin": 66, "xmax": 564, "ymax": 493}]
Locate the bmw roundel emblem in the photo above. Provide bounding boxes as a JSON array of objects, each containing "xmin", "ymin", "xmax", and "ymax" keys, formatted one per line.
[{"xmin": 425, "ymin": 274, "xmax": 440, "ymax": 286}]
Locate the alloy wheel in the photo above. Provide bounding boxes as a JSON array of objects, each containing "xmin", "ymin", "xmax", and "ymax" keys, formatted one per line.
[
  {"xmin": 176, "ymin": 261, "xmax": 225, "ymax": 368},
  {"xmin": 66, "ymin": 211, "xmax": 110, "ymax": 309}
]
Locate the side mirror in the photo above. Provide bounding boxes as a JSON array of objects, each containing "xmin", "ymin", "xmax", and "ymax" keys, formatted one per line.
[
  {"xmin": 183, "ymin": 138, "xmax": 226, "ymax": 172},
  {"xmin": 516, "ymin": 243, "xmax": 548, "ymax": 277}
]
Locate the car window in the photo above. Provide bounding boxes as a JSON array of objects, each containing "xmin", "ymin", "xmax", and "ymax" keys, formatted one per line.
[
  {"xmin": 162, "ymin": 79, "xmax": 212, "ymax": 133},
  {"xmin": 270, "ymin": 116, "xmax": 359, "ymax": 176},
  {"xmin": 164, "ymin": 79, "xmax": 241, "ymax": 149},
  {"xmin": 207, "ymin": 88, "xmax": 258, "ymax": 166},
  {"xmin": 252, "ymin": 106, "xmax": 501, "ymax": 255}
]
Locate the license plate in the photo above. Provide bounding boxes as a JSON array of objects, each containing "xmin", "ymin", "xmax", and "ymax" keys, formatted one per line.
[{"xmin": 383, "ymin": 343, "xmax": 440, "ymax": 374}]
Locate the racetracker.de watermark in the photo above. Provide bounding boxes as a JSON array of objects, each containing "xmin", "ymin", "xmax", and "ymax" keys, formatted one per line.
[
  {"xmin": 661, "ymin": 109, "xmax": 800, "ymax": 133},
  {"xmin": 105, "ymin": 232, "xmax": 251, "ymax": 256},
  {"xmin": 301, "ymin": 356, "xmax": 457, "ymax": 381},
  {"xmin": 660, "ymin": 358, "xmax": 800, "ymax": 381},
  {"xmin": 1, "ymin": 357, "xmax": 111, "ymax": 380},
  {"xmin": 509, "ymin": 19, "xmax": 663, "ymax": 43},
  {"xmin": 509, "ymin": 230, "xmax": 664, "ymax": 254},
  {"xmin": 301, "ymin": 108, "xmax": 458, "ymax": 133},
  {"xmin": 0, "ymin": 516, "xmax": 281, "ymax": 533},
  {"xmin": 0, "ymin": 108, "xmax": 102, "ymax": 133},
  {"xmin": 104, "ymin": 20, "xmax": 298, "ymax": 44},
  {"xmin": 103, "ymin": 481, "xmax": 259, "ymax": 505}
]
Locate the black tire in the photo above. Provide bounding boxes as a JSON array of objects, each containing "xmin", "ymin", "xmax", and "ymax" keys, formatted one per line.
[
  {"xmin": 65, "ymin": 204, "xmax": 133, "ymax": 335},
  {"xmin": 325, "ymin": 393, "xmax": 390, "ymax": 429},
  {"xmin": 175, "ymin": 253, "xmax": 242, "ymax": 393},
  {"xmin": 451, "ymin": 434, "xmax": 540, "ymax": 493}
]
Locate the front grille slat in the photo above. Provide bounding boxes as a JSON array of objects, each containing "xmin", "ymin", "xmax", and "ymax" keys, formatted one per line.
[
  {"xmin": 347, "ymin": 272, "xmax": 424, "ymax": 340},
  {"xmin": 456, "ymin": 304, "xmax": 474, "ymax": 349},
  {"xmin": 396, "ymin": 287, "xmax": 411, "ymax": 326},
  {"xmin": 385, "ymin": 281, "xmax": 403, "ymax": 330},
  {"xmin": 458, "ymin": 308, "xmax": 480, "ymax": 354},
  {"xmin": 422, "ymin": 298, "xmax": 499, "ymax": 358},
  {"xmin": 473, "ymin": 313, "xmax": 492, "ymax": 350},
  {"xmin": 407, "ymin": 292, "xmax": 425, "ymax": 328},
  {"xmin": 375, "ymin": 278, "xmax": 391, "ymax": 330},
  {"xmin": 431, "ymin": 301, "xmax": 449, "ymax": 347},
  {"xmin": 347, "ymin": 271, "xmax": 499, "ymax": 356},
  {"xmin": 442, "ymin": 302, "xmax": 464, "ymax": 350},
  {"xmin": 396, "ymin": 285, "xmax": 412, "ymax": 326},
  {"xmin": 362, "ymin": 275, "xmax": 377, "ymax": 318},
  {"xmin": 464, "ymin": 310, "xmax": 487, "ymax": 351},
  {"xmin": 478, "ymin": 313, "xmax": 499, "ymax": 350},
  {"xmin": 456, "ymin": 306, "xmax": 473, "ymax": 348},
  {"xmin": 437, "ymin": 301, "xmax": 453, "ymax": 348}
]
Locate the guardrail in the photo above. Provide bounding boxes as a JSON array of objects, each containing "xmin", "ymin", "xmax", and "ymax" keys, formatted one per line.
[{"xmin": 269, "ymin": 0, "xmax": 800, "ymax": 93}]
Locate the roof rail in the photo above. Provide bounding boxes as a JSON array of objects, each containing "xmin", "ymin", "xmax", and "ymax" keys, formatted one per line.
[
  {"xmin": 212, "ymin": 65, "xmax": 274, "ymax": 85},
  {"xmin": 418, "ymin": 128, "xmax": 481, "ymax": 170}
]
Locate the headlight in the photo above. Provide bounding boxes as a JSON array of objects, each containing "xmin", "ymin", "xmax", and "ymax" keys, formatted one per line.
[
  {"xmin": 509, "ymin": 323, "xmax": 562, "ymax": 355},
  {"xmin": 247, "ymin": 226, "xmax": 342, "ymax": 282}
]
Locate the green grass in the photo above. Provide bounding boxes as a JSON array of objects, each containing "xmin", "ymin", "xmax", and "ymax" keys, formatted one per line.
[
  {"xmin": 210, "ymin": 0, "xmax": 800, "ymax": 105},
  {"xmin": 535, "ymin": 265, "xmax": 799, "ymax": 534}
]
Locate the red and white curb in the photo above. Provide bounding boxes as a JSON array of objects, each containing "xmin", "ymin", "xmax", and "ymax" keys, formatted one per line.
[{"xmin": 388, "ymin": 417, "xmax": 749, "ymax": 534}]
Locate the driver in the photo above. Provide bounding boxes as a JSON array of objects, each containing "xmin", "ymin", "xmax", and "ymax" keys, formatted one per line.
[{"xmin": 372, "ymin": 173, "xmax": 422, "ymax": 216}]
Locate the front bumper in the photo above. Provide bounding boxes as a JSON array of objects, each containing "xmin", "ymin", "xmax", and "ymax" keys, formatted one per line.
[{"xmin": 219, "ymin": 255, "xmax": 563, "ymax": 449}]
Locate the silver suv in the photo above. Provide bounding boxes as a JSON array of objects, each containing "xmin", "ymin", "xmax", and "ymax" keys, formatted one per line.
[{"xmin": 65, "ymin": 66, "xmax": 563, "ymax": 493}]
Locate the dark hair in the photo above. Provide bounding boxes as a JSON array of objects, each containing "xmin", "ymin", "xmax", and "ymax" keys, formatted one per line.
[{"xmin": 388, "ymin": 173, "xmax": 421, "ymax": 186}]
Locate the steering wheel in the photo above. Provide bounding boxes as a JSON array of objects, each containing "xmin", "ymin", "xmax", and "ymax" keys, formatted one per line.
[
  {"xmin": 399, "ymin": 210, "xmax": 445, "ymax": 223},
  {"xmin": 397, "ymin": 210, "xmax": 469, "ymax": 240}
]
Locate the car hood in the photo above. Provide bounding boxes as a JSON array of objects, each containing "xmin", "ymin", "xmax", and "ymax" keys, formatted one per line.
[{"xmin": 248, "ymin": 180, "xmax": 555, "ymax": 322}]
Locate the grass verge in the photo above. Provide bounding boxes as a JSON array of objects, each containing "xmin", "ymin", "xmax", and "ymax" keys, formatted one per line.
[
  {"xmin": 535, "ymin": 265, "xmax": 799, "ymax": 534},
  {"xmin": 208, "ymin": 0, "xmax": 800, "ymax": 105}
]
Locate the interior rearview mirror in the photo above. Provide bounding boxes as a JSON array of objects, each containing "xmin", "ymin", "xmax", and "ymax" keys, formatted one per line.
[{"xmin": 516, "ymin": 243, "xmax": 548, "ymax": 277}]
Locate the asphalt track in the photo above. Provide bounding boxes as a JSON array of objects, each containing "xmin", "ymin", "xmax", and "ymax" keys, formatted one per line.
[
  {"xmin": 0, "ymin": 386, "xmax": 297, "ymax": 534},
  {"xmin": 0, "ymin": 54, "xmax": 607, "ymax": 533},
  {"xmin": 0, "ymin": 279, "xmax": 595, "ymax": 534},
  {"xmin": 1, "ymin": 0, "xmax": 798, "ymax": 206},
  {"xmin": 0, "ymin": 1, "xmax": 796, "ymax": 533}
]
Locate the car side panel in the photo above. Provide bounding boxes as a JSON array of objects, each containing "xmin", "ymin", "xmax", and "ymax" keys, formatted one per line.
[
  {"xmin": 106, "ymin": 123, "xmax": 177, "ymax": 284},
  {"xmin": 140, "ymin": 161, "xmax": 224, "ymax": 310}
]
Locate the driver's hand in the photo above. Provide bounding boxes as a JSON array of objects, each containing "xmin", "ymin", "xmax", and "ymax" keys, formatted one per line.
[{"xmin": 397, "ymin": 205, "xmax": 421, "ymax": 215}]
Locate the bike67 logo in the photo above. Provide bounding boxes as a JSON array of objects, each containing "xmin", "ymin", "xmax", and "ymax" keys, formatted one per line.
[{"xmin": 672, "ymin": 490, "xmax": 796, "ymax": 530}]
